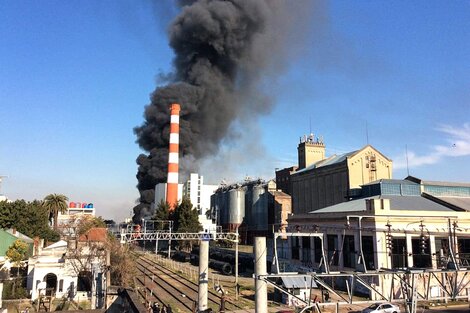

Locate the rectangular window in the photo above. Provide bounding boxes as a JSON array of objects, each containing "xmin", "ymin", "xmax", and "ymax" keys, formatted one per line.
[
  {"xmin": 343, "ymin": 235, "xmax": 355, "ymax": 268},
  {"xmin": 457, "ymin": 238, "xmax": 470, "ymax": 265},
  {"xmin": 435, "ymin": 238, "xmax": 449, "ymax": 268},
  {"xmin": 362, "ymin": 236, "xmax": 375, "ymax": 270},
  {"xmin": 302, "ymin": 237, "xmax": 311, "ymax": 263},
  {"xmin": 313, "ymin": 237, "xmax": 322, "ymax": 264},
  {"xmin": 291, "ymin": 237, "xmax": 299, "ymax": 260},
  {"xmin": 327, "ymin": 235, "xmax": 338, "ymax": 266},
  {"xmin": 391, "ymin": 238, "xmax": 408, "ymax": 268},
  {"xmin": 412, "ymin": 238, "xmax": 432, "ymax": 268}
]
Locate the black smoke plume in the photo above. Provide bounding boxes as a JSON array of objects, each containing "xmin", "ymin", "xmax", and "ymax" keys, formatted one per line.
[{"xmin": 133, "ymin": 0, "xmax": 315, "ymax": 222}]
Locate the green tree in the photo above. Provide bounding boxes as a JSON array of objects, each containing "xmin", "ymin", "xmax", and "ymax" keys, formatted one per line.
[
  {"xmin": 43, "ymin": 193, "xmax": 69, "ymax": 230},
  {"xmin": 173, "ymin": 197, "xmax": 202, "ymax": 250},
  {"xmin": 6, "ymin": 239, "xmax": 30, "ymax": 297},
  {"xmin": 153, "ymin": 200, "xmax": 171, "ymax": 230},
  {"xmin": 77, "ymin": 216, "xmax": 107, "ymax": 235},
  {"xmin": 0, "ymin": 200, "xmax": 59, "ymax": 242},
  {"xmin": 173, "ymin": 197, "xmax": 202, "ymax": 233}
]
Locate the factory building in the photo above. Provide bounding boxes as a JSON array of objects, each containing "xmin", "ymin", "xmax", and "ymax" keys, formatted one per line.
[
  {"xmin": 276, "ymin": 134, "xmax": 393, "ymax": 214},
  {"xmin": 211, "ymin": 179, "xmax": 291, "ymax": 243},
  {"xmin": 285, "ymin": 177, "xmax": 470, "ymax": 297},
  {"xmin": 155, "ymin": 173, "xmax": 218, "ymax": 231},
  {"xmin": 275, "ymin": 166, "xmax": 297, "ymax": 196}
]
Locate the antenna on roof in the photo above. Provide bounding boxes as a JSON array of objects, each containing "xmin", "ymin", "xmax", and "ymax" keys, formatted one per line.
[{"xmin": 405, "ymin": 145, "xmax": 410, "ymax": 177}]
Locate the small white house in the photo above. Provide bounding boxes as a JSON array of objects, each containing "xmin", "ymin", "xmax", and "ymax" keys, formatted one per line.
[
  {"xmin": 27, "ymin": 228, "xmax": 108, "ymax": 305},
  {"xmin": 27, "ymin": 240, "xmax": 76, "ymax": 300}
]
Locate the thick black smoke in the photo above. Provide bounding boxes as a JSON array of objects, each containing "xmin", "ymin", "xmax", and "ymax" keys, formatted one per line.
[{"xmin": 133, "ymin": 0, "xmax": 315, "ymax": 221}]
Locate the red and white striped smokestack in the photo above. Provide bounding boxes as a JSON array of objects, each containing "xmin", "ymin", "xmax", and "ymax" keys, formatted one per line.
[{"xmin": 166, "ymin": 103, "xmax": 180, "ymax": 210}]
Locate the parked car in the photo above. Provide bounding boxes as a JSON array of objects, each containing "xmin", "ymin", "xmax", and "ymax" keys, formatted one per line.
[{"xmin": 361, "ymin": 302, "xmax": 400, "ymax": 313}]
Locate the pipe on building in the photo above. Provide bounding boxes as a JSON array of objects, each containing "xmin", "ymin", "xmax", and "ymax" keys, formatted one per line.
[{"xmin": 166, "ymin": 103, "xmax": 180, "ymax": 210}]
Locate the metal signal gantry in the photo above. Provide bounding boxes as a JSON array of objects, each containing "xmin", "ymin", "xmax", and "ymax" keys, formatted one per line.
[{"xmin": 120, "ymin": 229, "xmax": 239, "ymax": 243}]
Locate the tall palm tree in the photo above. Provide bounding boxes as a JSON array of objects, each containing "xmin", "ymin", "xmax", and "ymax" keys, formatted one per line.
[{"xmin": 43, "ymin": 193, "xmax": 69, "ymax": 230}]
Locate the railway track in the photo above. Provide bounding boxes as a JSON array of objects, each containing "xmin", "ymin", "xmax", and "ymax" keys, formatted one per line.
[{"xmin": 135, "ymin": 254, "xmax": 250, "ymax": 312}]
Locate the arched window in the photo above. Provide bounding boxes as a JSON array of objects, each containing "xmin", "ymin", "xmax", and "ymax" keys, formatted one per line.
[{"xmin": 44, "ymin": 273, "xmax": 58, "ymax": 296}]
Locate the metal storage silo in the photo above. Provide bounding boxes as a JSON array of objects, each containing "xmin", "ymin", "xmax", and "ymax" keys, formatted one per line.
[
  {"xmin": 221, "ymin": 188, "xmax": 230, "ymax": 227},
  {"xmin": 244, "ymin": 183, "xmax": 253, "ymax": 227},
  {"xmin": 228, "ymin": 187, "xmax": 245, "ymax": 230},
  {"xmin": 252, "ymin": 184, "xmax": 268, "ymax": 231}
]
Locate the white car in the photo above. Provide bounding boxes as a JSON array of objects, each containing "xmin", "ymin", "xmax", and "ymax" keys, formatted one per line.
[{"xmin": 361, "ymin": 303, "xmax": 400, "ymax": 313}]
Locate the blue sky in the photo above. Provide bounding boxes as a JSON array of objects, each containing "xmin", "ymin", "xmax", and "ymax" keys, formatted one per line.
[{"xmin": 1, "ymin": 1, "xmax": 469, "ymax": 221}]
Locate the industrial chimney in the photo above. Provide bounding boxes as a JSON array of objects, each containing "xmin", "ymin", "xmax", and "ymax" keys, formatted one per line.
[{"xmin": 166, "ymin": 103, "xmax": 180, "ymax": 210}]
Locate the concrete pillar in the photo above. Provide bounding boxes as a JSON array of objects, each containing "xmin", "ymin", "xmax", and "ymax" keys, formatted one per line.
[
  {"xmin": 429, "ymin": 235, "xmax": 437, "ymax": 269},
  {"xmin": 198, "ymin": 240, "xmax": 209, "ymax": 312},
  {"xmin": 255, "ymin": 237, "xmax": 267, "ymax": 313},
  {"xmin": 406, "ymin": 234, "xmax": 414, "ymax": 267}
]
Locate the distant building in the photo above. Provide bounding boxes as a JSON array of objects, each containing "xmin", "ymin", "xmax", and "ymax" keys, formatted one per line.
[
  {"xmin": 58, "ymin": 202, "xmax": 95, "ymax": 224},
  {"xmin": 211, "ymin": 179, "xmax": 292, "ymax": 244},
  {"xmin": 285, "ymin": 177, "xmax": 470, "ymax": 297},
  {"xmin": 275, "ymin": 166, "xmax": 297, "ymax": 195},
  {"xmin": 291, "ymin": 134, "xmax": 392, "ymax": 214},
  {"xmin": 57, "ymin": 202, "xmax": 96, "ymax": 238},
  {"xmin": 276, "ymin": 135, "xmax": 393, "ymax": 214},
  {"xmin": 155, "ymin": 173, "xmax": 218, "ymax": 231},
  {"xmin": 27, "ymin": 228, "xmax": 108, "ymax": 305}
]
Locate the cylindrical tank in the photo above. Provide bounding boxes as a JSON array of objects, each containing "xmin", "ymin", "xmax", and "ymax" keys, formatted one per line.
[
  {"xmin": 244, "ymin": 184, "xmax": 253, "ymax": 227},
  {"xmin": 209, "ymin": 260, "xmax": 233, "ymax": 275},
  {"xmin": 220, "ymin": 189, "xmax": 228, "ymax": 226},
  {"xmin": 252, "ymin": 184, "xmax": 268, "ymax": 231},
  {"xmin": 228, "ymin": 187, "xmax": 245, "ymax": 228}
]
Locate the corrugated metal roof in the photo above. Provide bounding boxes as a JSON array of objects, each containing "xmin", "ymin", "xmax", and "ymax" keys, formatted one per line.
[
  {"xmin": 281, "ymin": 276, "xmax": 317, "ymax": 289},
  {"xmin": 295, "ymin": 151, "xmax": 356, "ymax": 175},
  {"xmin": 309, "ymin": 195, "xmax": 455, "ymax": 214},
  {"xmin": 309, "ymin": 197, "xmax": 375, "ymax": 214},
  {"xmin": 387, "ymin": 195, "xmax": 455, "ymax": 212},
  {"xmin": 362, "ymin": 179, "xmax": 419, "ymax": 187},
  {"xmin": 423, "ymin": 180, "xmax": 470, "ymax": 187},
  {"xmin": 429, "ymin": 196, "xmax": 470, "ymax": 211}
]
